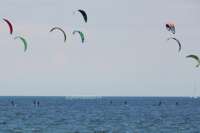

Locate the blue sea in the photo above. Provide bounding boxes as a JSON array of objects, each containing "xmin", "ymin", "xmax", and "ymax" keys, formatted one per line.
[{"xmin": 0, "ymin": 97, "xmax": 199, "ymax": 133}]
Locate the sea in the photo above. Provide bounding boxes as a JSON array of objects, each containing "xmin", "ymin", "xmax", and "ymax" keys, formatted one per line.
[{"xmin": 0, "ymin": 96, "xmax": 199, "ymax": 133}]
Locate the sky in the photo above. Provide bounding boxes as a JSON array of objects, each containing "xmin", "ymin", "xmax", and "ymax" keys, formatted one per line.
[{"xmin": 0, "ymin": 0, "xmax": 199, "ymax": 96}]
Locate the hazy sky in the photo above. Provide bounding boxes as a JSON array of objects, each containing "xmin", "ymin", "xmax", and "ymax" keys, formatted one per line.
[{"xmin": 0, "ymin": 0, "xmax": 199, "ymax": 96}]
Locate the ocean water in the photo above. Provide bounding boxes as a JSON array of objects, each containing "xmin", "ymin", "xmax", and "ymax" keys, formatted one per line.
[{"xmin": 0, "ymin": 97, "xmax": 199, "ymax": 133}]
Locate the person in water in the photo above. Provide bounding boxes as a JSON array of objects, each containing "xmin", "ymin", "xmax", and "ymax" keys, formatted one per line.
[
  {"xmin": 124, "ymin": 101, "xmax": 127, "ymax": 105},
  {"xmin": 37, "ymin": 101, "xmax": 40, "ymax": 107},
  {"xmin": 158, "ymin": 101, "xmax": 162, "ymax": 106},
  {"xmin": 11, "ymin": 100, "xmax": 15, "ymax": 107},
  {"xmin": 33, "ymin": 100, "xmax": 36, "ymax": 107},
  {"xmin": 176, "ymin": 102, "xmax": 179, "ymax": 106}
]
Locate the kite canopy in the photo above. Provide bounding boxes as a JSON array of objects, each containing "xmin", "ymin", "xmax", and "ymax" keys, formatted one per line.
[
  {"xmin": 73, "ymin": 30, "xmax": 85, "ymax": 43},
  {"xmin": 166, "ymin": 37, "xmax": 181, "ymax": 52},
  {"xmin": 186, "ymin": 55, "xmax": 200, "ymax": 68},
  {"xmin": 3, "ymin": 18, "xmax": 13, "ymax": 35},
  {"xmin": 166, "ymin": 22, "xmax": 175, "ymax": 34},
  {"xmin": 14, "ymin": 36, "xmax": 28, "ymax": 52},
  {"xmin": 76, "ymin": 9, "xmax": 88, "ymax": 23},
  {"xmin": 50, "ymin": 27, "xmax": 67, "ymax": 42}
]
